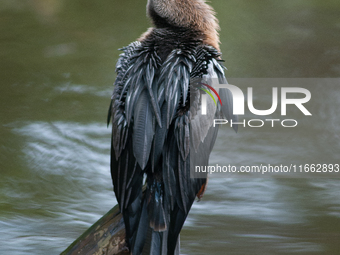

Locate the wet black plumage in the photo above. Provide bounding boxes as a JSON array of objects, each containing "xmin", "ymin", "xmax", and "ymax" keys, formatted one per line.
[{"xmin": 108, "ymin": 1, "xmax": 236, "ymax": 254}]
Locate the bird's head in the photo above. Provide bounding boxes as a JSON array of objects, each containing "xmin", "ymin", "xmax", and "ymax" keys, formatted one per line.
[
  {"xmin": 147, "ymin": 0, "xmax": 218, "ymax": 29},
  {"xmin": 146, "ymin": 0, "xmax": 220, "ymax": 50}
]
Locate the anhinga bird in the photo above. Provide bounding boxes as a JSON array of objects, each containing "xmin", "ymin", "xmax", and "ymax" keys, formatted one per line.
[{"xmin": 108, "ymin": 0, "xmax": 236, "ymax": 254}]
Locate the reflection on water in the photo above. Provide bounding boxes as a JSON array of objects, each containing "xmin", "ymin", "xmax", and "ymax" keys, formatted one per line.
[
  {"xmin": 0, "ymin": 122, "xmax": 115, "ymax": 254},
  {"xmin": 1, "ymin": 0, "xmax": 340, "ymax": 254},
  {"xmin": 183, "ymin": 178, "xmax": 340, "ymax": 254}
]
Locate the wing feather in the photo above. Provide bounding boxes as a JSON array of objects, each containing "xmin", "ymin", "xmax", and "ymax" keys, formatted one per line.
[{"xmin": 133, "ymin": 89, "xmax": 155, "ymax": 169}]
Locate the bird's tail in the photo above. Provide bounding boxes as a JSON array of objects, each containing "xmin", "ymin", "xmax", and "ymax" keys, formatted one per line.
[
  {"xmin": 140, "ymin": 226, "xmax": 180, "ymax": 255},
  {"xmin": 130, "ymin": 182, "xmax": 180, "ymax": 255}
]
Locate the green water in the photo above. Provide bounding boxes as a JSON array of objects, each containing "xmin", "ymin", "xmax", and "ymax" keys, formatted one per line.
[{"xmin": 1, "ymin": 1, "xmax": 340, "ymax": 254}]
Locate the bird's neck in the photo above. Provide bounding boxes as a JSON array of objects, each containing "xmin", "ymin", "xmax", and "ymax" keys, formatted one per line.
[{"xmin": 144, "ymin": 0, "xmax": 220, "ymax": 51}]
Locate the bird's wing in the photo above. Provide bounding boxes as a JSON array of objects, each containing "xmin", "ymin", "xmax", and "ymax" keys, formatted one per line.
[
  {"xmin": 109, "ymin": 41, "xmax": 163, "ymax": 246},
  {"xmin": 160, "ymin": 46, "xmax": 237, "ymax": 252}
]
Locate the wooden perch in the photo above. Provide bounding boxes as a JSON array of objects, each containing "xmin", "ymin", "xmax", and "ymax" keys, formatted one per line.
[{"xmin": 60, "ymin": 204, "xmax": 129, "ymax": 255}]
